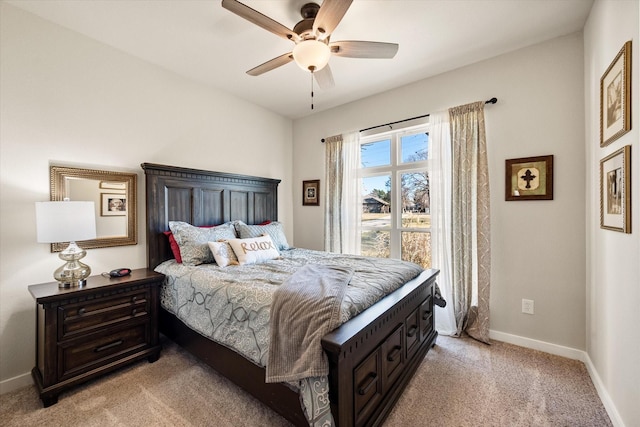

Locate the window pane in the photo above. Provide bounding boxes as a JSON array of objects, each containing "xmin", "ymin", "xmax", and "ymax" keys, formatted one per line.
[
  {"xmin": 401, "ymin": 232, "xmax": 431, "ymax": 269},
  {"xmin": 361, "ymin": 139, "xmax": 391, "ymax": 168},
  {"xmin": 400, "ymin": 171, "xmax": 430, "ymax": 228},
  {"xmin": 401, "ymin": 133, "xmax": 428, "ymax": 163},
  {"xmin": 361, "ymin": 230, "xmax": 390, "ymax": 259},
  {"xmin": 362, "ymin": 175, "xmax": 391, "ymax": 228}
]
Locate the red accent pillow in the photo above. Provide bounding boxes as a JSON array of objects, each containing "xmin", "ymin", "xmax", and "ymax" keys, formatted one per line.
[
  {"xmin": 163, "ymin": 231, "xmax": 183, "ymax": 263},
  {"xmin": 258, "ymin": 220, "xmax": 272, "ymax": 225},
  {"xmin": 163, "ymin": 225, "xmax": 216, "ymax": 263}
]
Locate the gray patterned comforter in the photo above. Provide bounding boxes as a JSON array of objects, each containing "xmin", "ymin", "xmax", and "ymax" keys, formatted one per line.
[{"xmin": 155, "ymin": 248, "xmax": 423, "ymax": 426}]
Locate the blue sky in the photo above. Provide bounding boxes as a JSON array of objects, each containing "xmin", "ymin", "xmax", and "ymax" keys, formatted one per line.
[{"xmin": 361, "ymin": 133, "xmax": 428, "ymax": 196}]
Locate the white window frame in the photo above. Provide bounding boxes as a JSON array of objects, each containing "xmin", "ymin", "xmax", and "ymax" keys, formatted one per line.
[{"xmin": 359, "ymin": 123, "xmax": 431, "ymax": 261}]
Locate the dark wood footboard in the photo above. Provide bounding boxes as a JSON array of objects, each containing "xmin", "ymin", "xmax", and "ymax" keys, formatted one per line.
[{"xmin": 322, "ymin": 269, "xmax": 439, "ymax": 427}]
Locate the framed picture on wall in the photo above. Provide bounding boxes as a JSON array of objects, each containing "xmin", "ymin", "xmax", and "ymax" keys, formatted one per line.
[
  {"xmin": 600, "ymin": 145, "xmax": 631, "ymax": 233},
  {"xmin": 505, "ymin": 155, "xmax": 554, "ymax": 201},
  {"xmin": 600, "ymin": 40, "xmax": 632, "ymax": 147},
  {"xmin": 302, "ymin": 180, "xmax": 320, "ymax": 206},
  {"xmin": 101, "ymin": 193, "xmax": 127, "ymax": 216}
]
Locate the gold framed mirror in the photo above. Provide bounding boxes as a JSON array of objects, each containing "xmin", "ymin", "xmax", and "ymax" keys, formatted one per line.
[{"xmin": 50, "ymin": 166, "xmax": 137, "ymax": 252}]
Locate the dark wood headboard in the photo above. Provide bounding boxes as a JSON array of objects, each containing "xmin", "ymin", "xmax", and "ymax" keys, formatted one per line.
[{"xmin": 141, "ymin": 163, "xmax": 281, "ymax": 269}]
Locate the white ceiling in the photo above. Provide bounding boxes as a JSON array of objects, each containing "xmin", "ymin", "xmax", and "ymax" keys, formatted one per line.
[{"xmin": 8, "ymin": 0, "xmax": 593, "ymax": 119}]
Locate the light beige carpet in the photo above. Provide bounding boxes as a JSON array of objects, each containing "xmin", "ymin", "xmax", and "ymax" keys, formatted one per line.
[{"xmin": 0, "ymin": 335, "xmax": 611, "ymax": 426}]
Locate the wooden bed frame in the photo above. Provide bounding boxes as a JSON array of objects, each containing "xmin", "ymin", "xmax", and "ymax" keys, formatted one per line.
[{"xmin": 142, "ymin": 163, "xmax": 439, "ymax": 427}]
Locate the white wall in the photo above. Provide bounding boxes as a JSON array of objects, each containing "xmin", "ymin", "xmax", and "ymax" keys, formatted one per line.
[
  {"xmin": 0, "ymin": 3, "xmax": 293, "ymax": 391},
  {"xmin": 293, "ymin": 33, "xmax": 587, "ymax": 350},
  {"xmin": 584, "ymin": 1, "xmax": 640, "ymax": 426}
]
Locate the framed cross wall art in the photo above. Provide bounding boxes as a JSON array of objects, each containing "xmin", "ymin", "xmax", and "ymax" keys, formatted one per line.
[
  {"xmin": 505, "ymin": 155, "xmax": 554, "ymax": 201},
  {"xmin": 302, "ymin": 180, "xmax": 320, "ymax": 206}
]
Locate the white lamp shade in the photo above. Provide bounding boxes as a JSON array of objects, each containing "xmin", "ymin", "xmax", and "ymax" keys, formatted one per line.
[
  {"xmin": 35, "ymin": 201, "xmax": 97, "ymax": 243},
  {"xmin": 292, "ymin": 40, "xmax": 331, "ymax": 72}
]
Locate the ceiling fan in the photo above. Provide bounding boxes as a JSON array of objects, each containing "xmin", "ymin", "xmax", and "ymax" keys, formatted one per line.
[{"xmin": 221, "ymin": 0, "xmax": 399, "ymax": 89}]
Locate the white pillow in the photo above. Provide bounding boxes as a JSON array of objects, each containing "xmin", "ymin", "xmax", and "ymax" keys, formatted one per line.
[
  {"xmin": 207, "ymin": 241, "xmax": 239, "ymax": 267},
  {"xmin": 227, "ymin": 235, "xmax": 280, "ymax": 265}
]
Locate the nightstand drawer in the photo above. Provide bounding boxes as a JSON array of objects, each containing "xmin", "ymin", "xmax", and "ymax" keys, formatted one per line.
[
  {"xmin": 59, "ymin": 289, "xmax": 150, "ymax": 339},
  {"xmin": 58, "ymin": 320, "xmax": 149, "ymax": 380}
]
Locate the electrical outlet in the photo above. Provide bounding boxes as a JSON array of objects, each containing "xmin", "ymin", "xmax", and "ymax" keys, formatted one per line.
[{"xmin": 522, "ymin": 299, "xmax": 534, "ymax": 315}]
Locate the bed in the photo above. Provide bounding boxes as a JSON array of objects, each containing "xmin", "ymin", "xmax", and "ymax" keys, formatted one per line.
[{"xmin": 142, "ymin": 163, "xmax": 439, "ymax": 427}]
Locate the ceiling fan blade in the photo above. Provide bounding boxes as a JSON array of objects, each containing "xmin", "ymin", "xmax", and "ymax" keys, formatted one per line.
[
  {"xmin": 330, "ymin": 41, "xmax": 399, "ymax": 58},
  {"xmin": 313, "ymin": 0, "xmax": 353, "ymax": 39},
  {"xmin": 246, "ymin": 52, "xmax": 294, "ymax": 76},
  {"xmin": 221, "ymin": 0, "xmax": 300, "ymax": 42},
  {"xmin": 314, "ymin": 65, "xmax": 335, "ymax": 89}
]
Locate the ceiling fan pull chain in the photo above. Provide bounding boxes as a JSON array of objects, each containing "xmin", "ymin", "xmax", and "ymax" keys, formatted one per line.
[{"xmin": 310, "ymin": 71, "xmax": 314, "ymax": 110}]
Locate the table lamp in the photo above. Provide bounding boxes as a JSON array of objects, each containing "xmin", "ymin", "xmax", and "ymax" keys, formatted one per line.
[{"xmin": 35, "ymin": 200, "xmax": 97, "ymax": 288}]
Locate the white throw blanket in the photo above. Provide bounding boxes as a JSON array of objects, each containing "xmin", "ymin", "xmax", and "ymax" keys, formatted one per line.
[{"xmin": 266, "ymin": 264, "xmax": 354, "ymax": 383}]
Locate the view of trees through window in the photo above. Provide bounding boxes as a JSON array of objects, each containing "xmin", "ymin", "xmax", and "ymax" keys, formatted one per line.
[{"xmin": 360, "ymin": 127, "xmax": 431, "ymax": 268}]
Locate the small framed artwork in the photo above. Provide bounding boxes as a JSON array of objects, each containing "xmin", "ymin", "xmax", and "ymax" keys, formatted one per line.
[
  {"xmin": 600, "ymin": 40, "xmax": 631, "ymax": 147},
  {"xmin": 302, "ymin": 180, "xmax": 320, "ymax": 206},
  {"xmin": 600, "ymin": 145, "xmax": 631, "ymax": 233},
  {"xmin": 505, "ymin": 155, "xmax": 554, "ymax": 201},
  {"xmin": 101, "ymin": 193, "xmax": 127, "ymax": 216}
]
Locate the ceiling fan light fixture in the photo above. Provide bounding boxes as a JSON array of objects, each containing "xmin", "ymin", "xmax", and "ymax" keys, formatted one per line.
[{"xmin": 292, "ymin": 39, "xmax": 330, "ymax": 72}]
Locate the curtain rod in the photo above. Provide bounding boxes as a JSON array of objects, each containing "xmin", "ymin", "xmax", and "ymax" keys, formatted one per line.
[
  {"xmin": 321, "ymin": 97, "xmax": 497, "ymax": 142},
  {"xmin": 358, "ymin": 97, "xmax": 498, "ymax": 133}
]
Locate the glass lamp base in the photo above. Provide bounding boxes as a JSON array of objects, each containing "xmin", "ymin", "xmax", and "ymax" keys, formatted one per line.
[{"xmin": 54, "ymin": 241, "xmax": 91, "ymax": 288}]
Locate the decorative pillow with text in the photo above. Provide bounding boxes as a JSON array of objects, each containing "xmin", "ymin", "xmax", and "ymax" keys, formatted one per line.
[{"xmin": 227, "ymin": 235, "xmax": 280, "ymax": 265}]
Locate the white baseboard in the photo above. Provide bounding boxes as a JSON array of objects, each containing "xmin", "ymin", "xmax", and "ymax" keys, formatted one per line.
[
  {"xmin": 489, "ymin": 329, "xmax": 585, "ymax": 360},
  {"xmin": 580, "ymin": 352, "xmax": 626, "ymax": 427},
  {"xmin": 489, "ymin": 329, "xmax": 625, "ymax": 427},
  {"xmin": 0, "ymin": 371, "xmax": 33, "ymax": 395}
]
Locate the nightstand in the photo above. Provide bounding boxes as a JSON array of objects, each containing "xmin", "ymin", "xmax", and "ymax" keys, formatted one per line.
[{"xmin": 28, "ymin": 268, "xmax": 164, "ymax": 407}]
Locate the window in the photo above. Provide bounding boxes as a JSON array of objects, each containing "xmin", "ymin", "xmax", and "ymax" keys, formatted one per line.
[{"xmin": 359, "ymin": 125, "xmax": 431, "ymax": 268}]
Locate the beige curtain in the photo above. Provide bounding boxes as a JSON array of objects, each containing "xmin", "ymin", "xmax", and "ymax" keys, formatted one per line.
[
  {"xmin": 324, "ymin": 134, "xmax": 344, "ymax": 253},
  {"xmin": 324, "ymin": 132, "xmax": 362, "ymax": 255},
  {"xmin": 324, "ymin": 132, "xmax": 361, "ymax": 254},
  {"xmin": 449, "ymin": 101, "xmax": 491, "ymax": 344}
]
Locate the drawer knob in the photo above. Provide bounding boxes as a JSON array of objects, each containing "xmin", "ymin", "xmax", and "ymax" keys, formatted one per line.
[
  {"xmin": 131, "ymin": 296, "xmax": 137, "ymax": 303},
  {"xmin": 131, "ymin": 309, "xmax": 137, "ymax": 316},
  {"xmin": 78, "ymin": 308, "xmax": 86, "ymax": 315},
  {"xmin": 357, "ymin": 373, "xmax": 378, "ymax": 396}
]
